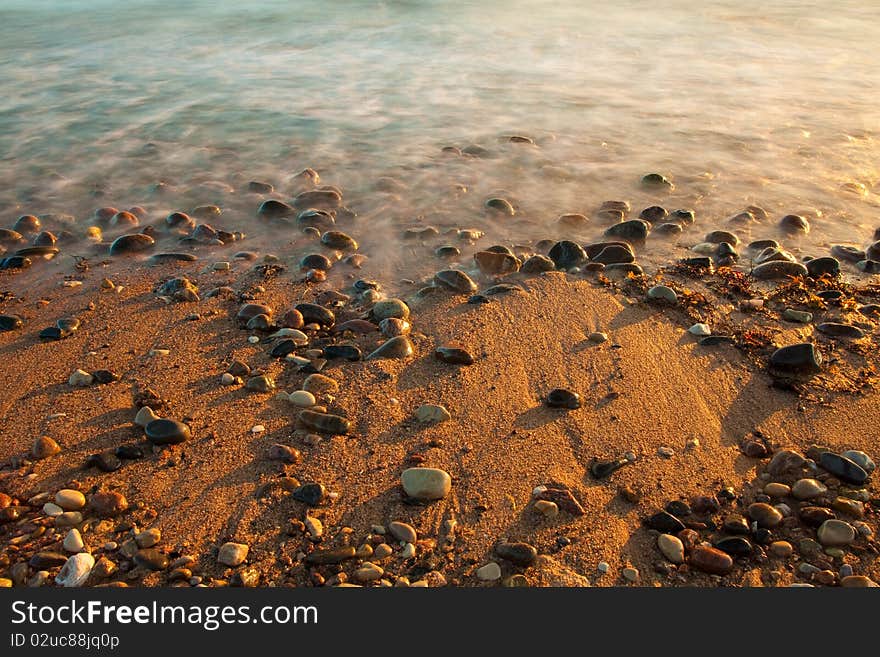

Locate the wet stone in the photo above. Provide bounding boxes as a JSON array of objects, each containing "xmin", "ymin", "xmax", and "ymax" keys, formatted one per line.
[
  {"xmin": 109, "ymin": 233, "xmax": 155, "ymax": 255},
  {"xmin": 144, "ymin": 419, "xmax": 191, "ymax": 445},
  {"xmin": 548, "ymin": 240, "xmax": 587, "ymax": 269},
  {"xmin": 752, "ymin": 260, "xmax": 808, "ymax": 279},
  {"xmin": 592, "ymin": 244, "xmax": 634, "ymax": 265},
  {"xmin": 689, "ymin": 546, "xmax": 733, "ymax": 575},
  {"xmin": 521, "ymin": 255, "xmax": 556, "ymax": 273},
  {"xmin": 791, "ymin": 478, "xmax": 827, "ymax": 500},
  {"xmin": 800, "ymin": 506, "xmax": 836, "ymax": 528},
  {"xmin": 714, "ymin": 536, "xmax": 753, "ymax": 556},
  {"xmin": 434, "ymin": 269, "xmax": 478, "ymax": 294},
  {"xmin": 819, "ymin": 452, "xmax": 868, "ymax": 485},
  {"xmin": 367, "ymin": 336, "xmax": 414, "ymax": 360},
  {"xmin": 841, "ymin": 450, "xmax": 875, "ymax": 473},
  {"xmin": 806, "ymin": 257, "xmax": 840, "ymax": 277},
  {"xmin": 605, "ymin": 219, "xmax": 649, "ymax": 243}
]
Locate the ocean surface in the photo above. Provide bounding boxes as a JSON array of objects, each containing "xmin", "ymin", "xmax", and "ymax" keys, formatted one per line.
[{"xmin": 1, "ymin": 0, "xmax": 879, "ymax": 278}]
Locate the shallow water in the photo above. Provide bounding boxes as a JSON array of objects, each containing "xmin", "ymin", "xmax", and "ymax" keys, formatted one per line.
[{"xmin": 1, "ymin": 1, "xmax": 879, "ymax": 283}]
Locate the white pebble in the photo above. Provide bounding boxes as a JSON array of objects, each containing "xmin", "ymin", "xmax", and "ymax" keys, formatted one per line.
[
  {"xmin": 68, "ymin": 369, "xmax": 93, "ymax": 387},
  {"xmin": 42, "ymin": 502, "xmax": 64, "ymax": 517},
  {"xmin": 289, "ymin": 390, "xmax": 316, "ymax": 408},
  {"xmin": 149, "ymin": 348, "xmax": 170, "ymax": 357},
  {"xmin": 598, "ymin": 562, "xmax": 610, "ymax": 574},
  {"xmin": 63, "ymin": 528, "xmax": 84, "ymax": 553},
  {"xmin": 688, "ymin": 323, "xmax": 711, "ymax": 336},
  {"xmin": 251, "ymin": 425, "xmax": 265, "ymax": 434},
  {"xmin": 248, "ymin": 336, "xmax": 260, "ymax": 344},
  {"xmin": 221, "ymin": 373, "xmax": 236, "ymax": 386}
]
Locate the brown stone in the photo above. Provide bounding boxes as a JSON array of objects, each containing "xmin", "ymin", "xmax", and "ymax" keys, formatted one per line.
[
  {"xmin": 89, "ymin": 491, "xmax": 128, "ymax": 517},
  {"xmin": 689, "ymin": 545, "xmax": 733, "ymax": 575}
]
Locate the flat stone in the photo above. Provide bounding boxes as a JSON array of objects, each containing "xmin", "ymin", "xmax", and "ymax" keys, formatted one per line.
[
  {"xmin": 401, "ymin": 467, "xmax": 451, "ymax": 501},
  {"xmin": 299, "ymin": 409, "xmax": 350, "ymax": 434},
  {"xmin": 134, "ymin": 406, "xmax": 160, "ymax": 427},
  {"xmin": 841, "ymin": 450, "xmax": 875, "ymax": 473},
  {"xmin": 144, "ymin": 419, "xmax": 191, "ymax": 445},
  {"xmin": 218, "ymin": 542, "xmax": 249, "ymax": 567},
  {"xmin": 304, "ymin": 547, "xmax": 356, "ymax": 565},
  {"xmin": 415, "ymin": 404, "xmax": 451, "ymax": 424},
  {"xmin": 817, "ymin": 520, "xmax": 856, "ymax": 546},
  {"xmin": 495, "ymin": 542, "xmax": 537, "ymax": 567},
  {"xmin": 476, "ymin": 562, "xmax": 502, "ymax": 581},
  {"xmin": 30, "ymin": 551, "xmax": 68, "ymax": 569},
  {"xmin": 767, "ymin": 449, "xmax": 806, "ymax": 475},
  {"xmin": 388, "ymin": 521, "xmax": 418, "ymax": 544},
  {"xmin": 367, "ymin": 336, "xmax": 414, "ymax": 360},
  {"xmin": 763, "ymin": 483, "xmax": 791, "ymax": 498},
  {"xmin": 644, "ymin": 510, "xmax": 686, "ymax": 533},
  {"xmin": 819, "ymin": 452, "xmax": 868, "ymax": 485},
  {"xmin": 55, "ymin": 553, "xmax": 94, "ymax": 587},
  {"xmin": 134, "ymin": 548, "xmax": 169, "ymax": 571}
]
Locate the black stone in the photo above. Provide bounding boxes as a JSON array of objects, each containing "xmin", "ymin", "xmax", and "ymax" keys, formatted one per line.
[
  {"xmin": 109, "ymin": 233, "xmax": 155, "ymax": 255},
  {"xmin": 30, "ymin": 552, "xmax": 68, "ymax": 569},
  {"xmin": 714, "ymin": 536, "xmax": 753, "ymax": 556},
  {"xmin": 144, "ymin": 419, "xmax": 191, "ymax": 445},
  {"xmin": 638, "ymin": 206, "xmax": 668, "ymax": 223},
  {"xmin": 291, "ymin": 483, "xmax": 326, "ymax": 507},
  {"xmin": 257, "ymin": 199, "xmax": 295, "ymax": 219},
  {"xmin": 92, "ymin": 370, "xmax": 119, "ymax": 384},
  {"xmin": 115, "ymin": 445, "xmax": 145, "ymax": 460},
  {"xmin": 780, "ymin": 214, "xmax": 809, "ymax": 234},
  {"xmin": 605, "ymin": 220, "xmax": 649, "ymax": 243},
  {"xmin": 722, "ymin": 515, "xmax": 750, "ymax": 534},
  {"xmin": 590, "ymin": 457, "xmax": 629, "ymax": 479},
  {"xmin": 831, "ymin": 245, "xmax": 865, "ymax": 263},
  {"xmin": 664, "ymin": 500, "xmax": 691, "ymax": 517},
  {"xmin": 295, "ymin": 303, "xmax": 335, "ymax": 327},
  {"xmin": 643, "ymin": 511, "xmax": 686, "ymax": 533},
  {"xmin": 819, "ymin": 452, "xmax": 868, "ymax": 485},
  {"xmin": 300, "ymin": 253, "xmax": 332, "ymax": 271},
  {"xmin": 435, "ymin": 245, "xmax": 461, "ymax": 259},
  {"xmin": 324, "ymin": 344, "xmax": 362, "ymax": 361},
  {"xmin": 546, "ymin": 388, "xmax": 581, "ymax": 409},
  {"xmin": 769, "ymin": 343, "xmax": 822, "ymax": 378},
  {"xmin": 149, "ymin": 252, "xmax": 198, "ymax": 263},
  {"xmin": 592, "ymin": 244, "xmax": 634, "ymax": 265},
  {"xmin": 520, "ymin": 254, "xmax": 555, "ymax": 273},
  {"xmin": 806, "ymin": 256, "xmax": 840, "ymax": 277},
  {"xmin": 38, "ymin": 326, "xmax": 64, "ymax": 340},
  {"xmin": 467, "ymin": 294, "xmax": 491, "ymax": 304},
  {"xmin": 86, "ymin": 451, "xmax": 122, "ymax": 472},
  {"xmin": 271, "ymin": 340, "xmax": 298, "ymax": 358},
  {"xmin": 799, "ymin": 506, "xmax": 836, "ymax": 527},
  {"xmin": 0, "ymin": 315, "xmax": 22, "ymax": 331},
  {"xmin": 434, "ymin": 345, "xmax": 474, "ymax": 365}
]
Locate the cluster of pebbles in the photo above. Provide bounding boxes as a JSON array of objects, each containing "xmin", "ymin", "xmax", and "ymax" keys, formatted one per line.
[{"xmin": 2, "ymin": 162, "xmax": 880, "ymax": 588}]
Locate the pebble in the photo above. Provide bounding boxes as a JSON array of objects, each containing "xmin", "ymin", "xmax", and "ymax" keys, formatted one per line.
[
  {"xmin": 55, "ymin": 553, "xmax": 94, "ymax": 588},
  {"xmin": 840, "ymin": 576, "xmax": 879, "ymax": 588},
  {"xmin": 352, "ymin": 562, "xmax": 384, "ymax": 584},
  {"xmin": 401, "ymin": 467, "xmax": 452, "ymax": 500},
  {"xmin": 367, "ymin": 336, "xmax": 414, "ymax": 360},
  {"xmin": 748, "ymin": 502, "xmax": 783, "ymax": 528},
  {"xmin": 134, "ymin": 406, "xmax": 160, "ymax": 427},
  {"xmin": 133, "ymin": 549, "xmax": 169, "ymax": 571},
  {"xmin": 791, "ymin": 478, "xmax": 827, "ymax": 500},
  {"xmin": 647, "ymin": 285, "xmax": 677, "ymax": 304},
  {"xmin": 817, "ymin": 322, "xmax": 865, "ymax": 339},
  {"xmin": 31, "ymin": 435, "xmax": 61, "ymax": 459},
  {"xmin": 689, "ymin": 545, "xmax": 733, "ymax": 575},
  {"xmin": 388, "ymin": 521, "xmax": 418, "ymax": 544},
  {"xmin": 495, "ymin": 542, "xmax": 538, "ymax": 567},
  {"xmin": 63, "ymin": 528, "xmax": 84, "ymax": 553},
  {"xmin": 622, "ymin": 567, "xmax": 640, "ymax": 583},
  {"xmin": 218, "ymin": 542, "xmax": 249, "ymax": 567},
  {"xmin": 304, "ymin": 516, "xmax": 323, "ymax": 539},
  {"xmin": 799, "ymin": 506, "xmax": 836, "ymax": 527},
  {"xmin": 289, "ymin": 390, "xmax": 316, "ymax": 408},
  {"xmin": 373, "ymin": 544, "xmax": 393, "ymax": 559},
  {"xmin": 476, "ymin": 562, "xmax": 502, "ymax": 581},
  {"xmin": 805, "ymin": 257, "xmax": 840, "ymax": 277},
  {"xmin": 299, "ymin": 409, "xmax": 350, "ymax": 434},
  {"xmin": 546, "ymin": 388, "xmax": 581, "ymax": 409},
  {"xmin": 548, "ymin": 240, "xmax": 587, "ymax": 269},
  {"xmin": 68, "ymin": 369, "xmax": 94, "ymax": 387},
  {"xmin": 89, "ymin": 491, "xmax": 128, "ymax": 517},
  {"xmin": 752, "ymin": 260, "xmax": 808, "ymax": 279},
  {"xmin": 109, "ymin": 233, "xmax": 155, "ymax": 255},
  {"xmin": 780, "ymin": 311, "xmax": 814, "ymax": 329},
  {"xmin": 644, "ymin": 511, "xmax": 686, "ymax": 533},
  {"xmin": 43, "ymin": 502, "xmax": 63, "ymax": 517},
  {"xmin": 657, "ymin": 446, "xmax": 674, "ymax": 458},
  {"xmin": 841, "ymin": 450, "xmax": 875, "ymax": 473},
  {"xmin": 303, "ymin": 374, "xmax": 339, "ymax": 394},
  {"xmin": 764, "ymin": 483, "xmax": 791, "ymax": 498},
  {"xmin": 657, "ymin": 534, "xmax": 685, "ymax": 564},
  {"xmin": 434, "ymin": 344, "xmax": 474, "ymax": 365},
  {"xmin": 291, "ymin": 483, "xmax": 326, "ymax": 506},
  {"xmin": 304, "ymin": 547, "xmax": 356, "ymax": 565},
  {"xmin": 769, "ymin": 541, "xmax": 793, "ymax": 557},
  {"xmin": 434, "ymin": 269, "xmax": 478, "ymax": 294},
  {"xmin": 816, "ymin": 519, "xmax": 856, "ymax": 546},
  {"xmin": 55, "ymin": 489, "xmax": 86, "ymax": 511},
  {"xmin": 769, "ymin": 344, "xmax": 822, "ymax": 379},
  {"xmin": 588, "ymin": 331, "xmax": 608, "ymax": 343},
  {"xmin": 415, "ymin": 404, "xmax": 451, "ymax": 423},
  {"xmin": 144, "ymin": 419, "xmax": 191, "ymax": 445},
  {"xmin": 246, "ymin": 375, "xmax": 276, "ymax": 393},
  {"xmin": 714, "ymin": 536, "xmax": 753, "ymax": 556},
  {"xmin": 819, "ymin": 452, "xmax": 868, "ymax": 485}
]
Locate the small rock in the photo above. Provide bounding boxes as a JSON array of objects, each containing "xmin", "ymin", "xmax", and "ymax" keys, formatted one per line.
[
  {"xmin": 55, "ymin": 489, "xmax": 86, "ymax": 511},
  {"xmin": 476, "ymin": 562, "xmax": 502, "ymax": 581},
  {"xmin": 657, "ymin": 534, "xmax": 685, "ymax": 564},
  {"xmin": 55, "ymin": 553, "xmax": 95, "ymax": 588},
  {"xmin": 495, "ymin": 542, "xmax": 538, "ymax": 567},
  {"xmin": 791, "ymin": 478, "xmax": 827, "ymax": 500},
  {"xmin": 415, "ymin": 404, "xmax": 451, "ymax": 424},
  {"xmin": 388, "ymin": 521, "xmax": 418, "ymax": 544},
  {"xmin": 68, "ymin": 369, "xmax": 94, "ymax": 387},
  {"xmin": 689, "ymin": 545, "xmax": 733, "ymax": 575},
  {"xmin": 816, "ymin": 520, "xmax": 856, "ymax": 547},
  {"xmin": 31, "ymin": 436, "xmax": 61, "ymax": 459},
  {"xmin": 218, "ymin": 542, "xmax": 249, "ymax": 567},
  {"xmin": 63, "ymin": 528, "xmax": 84, "ymax": 553},
  {"xmin": 401, "ymin": 467, "xmax": 452, "ymax": 501}
]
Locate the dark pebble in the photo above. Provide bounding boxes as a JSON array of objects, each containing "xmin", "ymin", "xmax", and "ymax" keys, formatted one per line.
[
  {"xmin": 769, "ymin": 343, "xmax": 822, "ymax": 378},
  {"xmin": 664, "ymin": 500, "xmax": 691, "ymax": 517},
  {"xmin": 521, "ymin": 254, "xmax": 555, "ymax": 273},
  {"xmin": 434, "ymin": 344, "xmax": 474, "ymax": 365},
  {"xmin": 133, "ymin": 548, "xmax": 168, "ymax": 571},
  {"xmin": 270, "ymin": 339, "xmax": 298, "ymax": 358},
  {"xmin": 780, "ymin": 214, "xmax": 809, "ymax": 234},
  {"xmin": 546, "ymin": 388, "xmax": 581, "ymax": 409},
  {"xmin": 819, "ymin": 452, "xmax": 868, "ymax": 485},
  {"xmin": 806, "ymin": 257, "xmax": 840, "ymax": 277},
  {"xmin": 304, "ymin": 546, "xmax": 355, "ymax": 565},
  {"xmin": 644, "ymin": 511, "xmax": 686, "ymax": 533},
  {"xmin": 590, "ymin": 457, "xmax": 629, "ymax": 479},
  {"xmin": 495, "ymin": 542, "xmax": 538, "ymax": 567},
  {"xmin": 144, "ymin": 419, "xmax": 191, "ymax": 445},
  {"xmin": 30, "ymin": 552, "xmax": 68, "ymax": 569},
  {"xmin": 294, "ymin": 303, "xmax": 335, "ymax": 327},
  {"xmin": 0, "ymin": 315, "xmax": 23, "ymax": 331},
  {"xmin": 291, "ymin": 483, "xmax": 326, "ymax": 507},
  {"xmin": 800, "ymin": 506, "xmax": 836, "ymax": 527},
  {"xmin": 324, "ymin": 344, "xmax": 362, "ymax": 361},
  {"xmin": 92, "ymin": 370, "xmax": 119, "ymax": 384},
  {"xmin": 605, "ymin": 219, "xmax": 649, "ymax": 243},
  {"xmin": 86, "ymin": 451, "xmax": 122, "ymax": 472},
  {"xmin": 299, "ymin": 410, "xmax": 350, "ymax": 435},
  {"xmin": 115, "ymin": 445, "xmax": 145, "ymax": 460},
  {"xmin": 257, "ymin": 199, "xmax": 295, "ymax": 219},
  {"xmin": 817, "ymin": 322, "xmax": 865, "ymax": 339},
  {"xmin": 714, "ymin": 536, "xmax": 753, "ymax": 556},
  {"xmin": 109, "ymin": 233, "xmax": 155, "ymax": 255},
  {"xmin": 639, "ymin": 206, "xmax": 667, "ymax": 223},
  {"xmin": 149, "ymin": 252, "xmax": 198, "ymax": 263}
]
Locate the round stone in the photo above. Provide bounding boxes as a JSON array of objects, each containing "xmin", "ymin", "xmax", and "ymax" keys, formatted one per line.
[
  {"xmin": 89, "ymin": 491, "xmax": 128, "ymax": 517},
  {"xmin": 144, "ymin": 419, "xmax": 191, "ymax": 445},
  {"xmin": 495, "ymin": 542, "xmax": 538, "ymax": 567},
  {"xmin": 657, "ymin": 534, "xmax": 685, "ymax": 564},
  {"xmin": 372, "ymin": 299, "xmax": 410, "ymax": 321},
  {"xmin": 401, "ymin": 468, "xmax": 451, "ymax": 501},
  {"xmin": 791, "ymin": 478, "xmax": 827, "ymax": 500},
  {"xmin": 218, "ymin": 542, "xmax": 249, "ymax": 567},
  {"xmin": 748, "ymin": 502, "xmax": 783, "ymax": 528},
  {"xmin": 647, "ymin": 285, "xmax": 677, "ymax": 304},
  {"xmin": 31, "ymin": 435, "xmax": 61, "ymax": 459},
  {"xmin": 63, "ymin": 529, "xmax": 84, "ymax": 553},
  {"xmin": 289, "ymin": 390, "xmax": 316, "ymax": 408},
  {"xmin": 55, "ymin": 489, "xmax": 86, "ymax": 511},
  {"xmin": 769, "ymin": 541, "xmax": 793, "ymax": 557},
  {"xmin": 546, "ymin": 388, "xmax": 581, "ymax": 409},
  {"xmin": 817, "ymin": 520, "xmax": 856, "ymax": 547},
  {"xmin": 689, "ymin": 545, "xmax": 733, "ymax": 575},
  {"xmin": 55, "ymin": 553, "xmax": 94, "ymax": 588},
  {"xmin": 763, "ymin": 483, "xmax": 791, "ymax": 498},
  {"xmin": 388, "ymin": 521, "xmax": 418, "ymax": 544}
]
